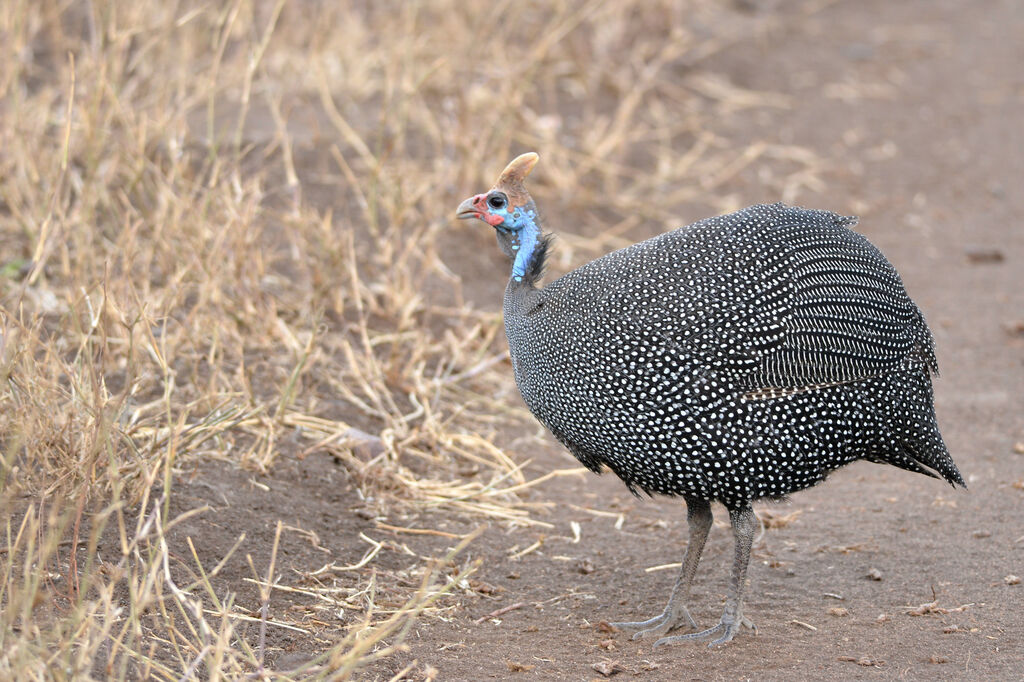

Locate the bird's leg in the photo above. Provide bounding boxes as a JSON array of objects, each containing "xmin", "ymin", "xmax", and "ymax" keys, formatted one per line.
[
  {"xmin": 610, "ymin": 497, "xmax": 712, "ymax": 640},
  {"xmin": 655, "ymin": 503, "xmax": 757, "ymax": 648}
]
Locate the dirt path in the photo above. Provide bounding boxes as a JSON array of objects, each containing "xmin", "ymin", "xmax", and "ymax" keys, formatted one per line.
[{"xmin": 393, "ymin": 0, "xmax": 1023, "ymax": 678}]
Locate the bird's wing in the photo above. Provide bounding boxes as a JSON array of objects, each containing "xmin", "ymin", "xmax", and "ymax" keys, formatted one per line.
[
  {"xmin": 556, "ymin": 206, "xmax": 937, "ymax": 392},
  {"xmin": 736, "ymin": 219, "xmax": 938, "ymax": 390},
  {"xmin": 540, "ymin": 204, "xmax": 937, "ymax": 391},
  {"xmin": 655, "ymin": 215, "xmax": 937, "ymax": 391}
]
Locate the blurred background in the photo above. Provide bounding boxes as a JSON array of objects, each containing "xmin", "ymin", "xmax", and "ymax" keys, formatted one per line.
[{"xmin": 0, "ymin": 0, "xmax": 1020, "ymax": 679}]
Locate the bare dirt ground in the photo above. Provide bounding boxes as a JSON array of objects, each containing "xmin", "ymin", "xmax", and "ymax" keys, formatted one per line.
[
  {"xmin": 389, "ymin": 4, "xmax": 1024, "ymax": 678},
  {"xmin": 161, "ymin": 0, "xmax": 1023, "ymax": 678},
  {"xmin": 6, "ymin": 0, "xmax": 1021, "ymax": 679}
]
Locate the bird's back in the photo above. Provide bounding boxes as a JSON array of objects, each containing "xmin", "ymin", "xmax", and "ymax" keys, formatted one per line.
[{"xmin": 504, "ymin": 203, "xmax": 962, "ymax": 501}]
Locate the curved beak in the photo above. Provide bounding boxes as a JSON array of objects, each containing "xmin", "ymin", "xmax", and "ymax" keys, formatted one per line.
[{"xmin": 456, "ymin": 195, "xmax": 482, "ymax": 221}]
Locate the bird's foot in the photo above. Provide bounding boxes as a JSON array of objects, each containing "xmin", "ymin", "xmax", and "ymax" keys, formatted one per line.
[
  {"xmin": 609, "ymin": 604, "xmax": 698, "ymax": 641},
  {"xmin": 653, "ymin": 615, "xmax": 756, "ymax": 648}
]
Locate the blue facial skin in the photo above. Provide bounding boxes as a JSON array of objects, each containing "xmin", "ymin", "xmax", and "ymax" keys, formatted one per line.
[{"xmin": 492, "ymin": 204, "xmax": 541, "ymax": 282}]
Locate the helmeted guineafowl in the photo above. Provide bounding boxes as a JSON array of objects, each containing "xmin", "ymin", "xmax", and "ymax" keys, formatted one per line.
[{"xmin": 455, "ymin": 152, "xmax": 965, "ymax": 646}]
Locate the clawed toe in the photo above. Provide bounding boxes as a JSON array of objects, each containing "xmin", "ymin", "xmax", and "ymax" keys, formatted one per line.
[
  {"xmin": 654, "ymin": 616, "xmax": 756, "ymax": 648},
  {"xmin": 610, "ymin": 606, "xmax": 698, "ymax": 640}
]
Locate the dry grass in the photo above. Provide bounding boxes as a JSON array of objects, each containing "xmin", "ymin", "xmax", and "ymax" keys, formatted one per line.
[{"xmin": 0, "ymin": 0, "xmax": 829, "ymax": 677}]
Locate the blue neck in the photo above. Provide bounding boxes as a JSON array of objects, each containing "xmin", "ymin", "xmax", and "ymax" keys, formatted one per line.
[
  {"xmin": 498, "ymin": 205, "xmax": 542, "ymax": 283},
  {"xmin": 511, "ymin": 220, "xmax": 540, "ymax": 282}
]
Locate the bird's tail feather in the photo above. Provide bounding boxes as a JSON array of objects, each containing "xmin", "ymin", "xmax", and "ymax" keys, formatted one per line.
[{"xmin": 883, "ymin": 370, "xmax": 965, "ymax": 488}]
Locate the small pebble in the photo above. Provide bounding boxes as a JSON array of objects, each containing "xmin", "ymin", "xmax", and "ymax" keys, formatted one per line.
[{"xmin": 591, "ymin": 660, "xmax": 624, "ymax": 677}]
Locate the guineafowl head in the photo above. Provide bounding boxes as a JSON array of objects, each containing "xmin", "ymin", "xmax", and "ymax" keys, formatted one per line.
[{"xmin": 456, "ymin": 152, "xmax": 549, "ymax": 284}]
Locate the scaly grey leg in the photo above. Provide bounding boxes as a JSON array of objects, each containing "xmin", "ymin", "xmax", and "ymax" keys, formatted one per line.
[
  {"xmin": 655, "ymin": 503, "xmax": 758, "ymax": 647},
  {"xmin": 610, "ymin": 497, "xmax": 712, "ymax": 639}
]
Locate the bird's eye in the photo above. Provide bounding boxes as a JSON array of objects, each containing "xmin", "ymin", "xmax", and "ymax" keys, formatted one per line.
[{"xmin": 488, "ymin": 194, "xmax": 506, "ymax": 210}]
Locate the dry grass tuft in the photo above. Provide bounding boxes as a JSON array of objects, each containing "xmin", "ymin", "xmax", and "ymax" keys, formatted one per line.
[{"xmin": 0, "ymin": 0, "xmax": 828, "ymax": 676}]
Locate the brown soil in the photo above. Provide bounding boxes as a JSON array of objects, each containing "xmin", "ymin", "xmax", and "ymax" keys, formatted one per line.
[{"xmin": 160, "ymin": 0, "xmax": 1023, "ymax": 678}]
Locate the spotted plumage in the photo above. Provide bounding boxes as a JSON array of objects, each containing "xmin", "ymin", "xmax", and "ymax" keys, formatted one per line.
[{"xmin": 456, "ymin": 153, "xmax": 964, "ymax": 647}]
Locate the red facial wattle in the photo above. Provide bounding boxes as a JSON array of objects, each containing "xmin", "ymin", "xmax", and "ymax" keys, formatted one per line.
[{"xmin": 466, "ymin": 193, "xmax": 508, "ymax": 227}]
